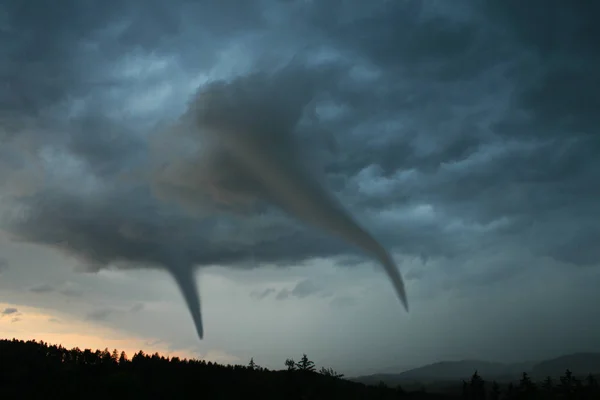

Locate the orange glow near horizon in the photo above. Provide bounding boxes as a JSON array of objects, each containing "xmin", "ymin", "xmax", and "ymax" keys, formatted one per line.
[{"xmin": 0, "ymin": 302, "xmax": 240, "ymax": 365}]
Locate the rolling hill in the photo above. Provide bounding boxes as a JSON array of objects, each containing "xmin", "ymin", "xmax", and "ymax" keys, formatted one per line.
[{"xmin": 351, "ymin": 353, "xmax": 600, "ymax": 388}]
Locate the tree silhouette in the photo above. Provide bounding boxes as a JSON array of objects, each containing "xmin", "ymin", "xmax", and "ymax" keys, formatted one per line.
[
  {"xmin": 462, "ymin": 380, "xmax": 469, "ymax": 399},
  {"xmin": 318, "ymin": 366, "xmax": 344, "ymax": 379},
  {"xmin": 284, "ymin": 358, "xmax": 296, "ymax": 371},
  {"xmin": 584, "ymin": 374, "xmax": 599, "ymax": 400},
  {"xmin": 489, "ymin": 381, "xmax": 500, "ymax": 400},
  {"xmin": 540, "ymin": 376, "xmax": 554, "ymax": 399},
  {"xmin": 395, "ymin": 384, "xmax": 405, "ymax": 395},
  {"xmin": 558, "ymin": 369, "xmax": 576, "ymax": 397},
  {"xmin": 132, "ymin": 350, "xmax": 145, "ymax": 365},
  {"xmin": 505, "ymin": 382, "xmax": 516, "ymax": 399},
  {"xmin": 248, "ymin": 357, "xmax": 257, "ymax": 370},
  {"xmin": 461, "ymin": 370, "xmax": 486, "ymax": 400},
  {"xmin": 516, "ymin": 372, "xmax": 537, "ymax": 399},
  {"xmin": 586, "ymin": 373, "xmax": 598, "ymax": 389},
  {"xmin": 295, "ymin": 354, "xmax": 315, "ymax": 372},
  {"xmin": 4, "ymin": 337, "xmax": 600, "ymax": 399},
  {"xmin": 118, "ymin": 351, "xmax": 128, "ymax": 365}
]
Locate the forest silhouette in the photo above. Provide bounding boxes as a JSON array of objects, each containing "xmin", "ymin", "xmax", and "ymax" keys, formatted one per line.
[{"xmin": 1, "ymin": 338, "xmax": 598, "ymax": 399}]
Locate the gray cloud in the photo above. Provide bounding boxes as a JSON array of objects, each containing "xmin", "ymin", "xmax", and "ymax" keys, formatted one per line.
[
  {"xmin": 1, "ymin": 307, "xmax": 18, "ymax": 315},
  {"xmin": 0, "ymin": 0, "xmax": 264, "ymax": 130},
  {"xmin": 3, "ymin": 57, "xmax": 408, "ymax": 337},
  {"xmin": 0, "ymin": 257, "xmax": 7, "ymax": 273},
  {"xmin": 274, "ymin": 279, "xmax": 330, "ymax": 301},
  {"xmin": 1, "ymin": 0, "xmax": 599, "ymax": 351},
  {"xmin": 29, "ymin": 283, "xmax": 55, "ymax": 293},
  {"xmin": 28, "ymin": 281, "xmax": 84, "ymax": 297},
  {"xmin": 130, "ymin": 303, "xmax": 145, "ymax": 313},
  {"xmin": 288, "ymin": 279, "xmax": 325, "ymax": 299},
  {"xmin": 251, "ymin": 288, "xmax": 276, "ymax": 300},
  {"xmin": 85, "ymin": 308, "xmax": 114, "ymax": 321},
  {"xmin": 330, "ymin": 296, "xmax": 357, "ymax": 309},
  {"xmin": 274, "ymin": 289, "xmax": 290, "ymax": 301},
  {"xmin": 58, "ymin": 286, "xmax": 84, "ymax": 298}
]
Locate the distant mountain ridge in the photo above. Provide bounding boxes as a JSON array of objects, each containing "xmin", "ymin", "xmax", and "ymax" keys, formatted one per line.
[
  {"xmin": 351, "ymin": 352, "xmax": 600, "ymax": 387},
  {"xmin": 530, "ymin": 353, "xmax": 600, "ymax": 378}
]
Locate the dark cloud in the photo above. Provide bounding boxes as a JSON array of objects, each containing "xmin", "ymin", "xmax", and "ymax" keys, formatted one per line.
[
  {"xmin": 0, "ymin": 0, "xmax": 264, "ymax": 121},
  {"xmin": 1, "ymin": 0, "xmax": 599, "ymax": 339},
  {"xmin": 65, "ymin": 113, "xmax": 146, "ymax": 178},
  {"xmin": 485, "ymin": 0, "xmax": 600, "ymax": 139},
  {"xmin": 3, "ymin": 57, "xmax": 408, "ymax": 336},
  {"xmin": 310, "ymin": 0, "xmax": 504, "ymax": 80},
  {"xmin": 5, "ymin": 1, "xmax": 590, "ymax": 273},
  {"xmin": 5, "ymin": 184, "xmax": 351, "ymax": 271}
]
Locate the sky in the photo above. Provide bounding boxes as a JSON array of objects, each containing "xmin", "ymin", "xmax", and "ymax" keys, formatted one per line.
[{"xmin": 1, "ymin": 0, "xmax": 600, "ymax": 377}]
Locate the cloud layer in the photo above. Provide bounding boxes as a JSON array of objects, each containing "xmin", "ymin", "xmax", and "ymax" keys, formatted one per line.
[{"xmin": 1, "ymin": 0, "xmax": 599, "ymax": 349}]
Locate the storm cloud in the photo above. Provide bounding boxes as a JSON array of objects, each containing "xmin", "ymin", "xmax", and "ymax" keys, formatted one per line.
[{"xmin": 1, "ymin": 0, "xmax": 599, "ymax": 354}]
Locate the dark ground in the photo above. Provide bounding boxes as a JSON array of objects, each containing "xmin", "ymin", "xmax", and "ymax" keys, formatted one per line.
[{"xmin": 1, "ymin": 339, "xmax": 598, "ymax": 399}]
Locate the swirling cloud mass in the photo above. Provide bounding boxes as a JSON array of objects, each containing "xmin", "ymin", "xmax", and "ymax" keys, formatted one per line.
[{"xmin": 1, "ymin": 0, "xmax": 599, "ymax": 359}]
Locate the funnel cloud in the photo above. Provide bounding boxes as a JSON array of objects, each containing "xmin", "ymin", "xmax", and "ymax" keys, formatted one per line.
[{"xmin": 152, "ymin": 65, "xmax": 408, "ymax": 337}]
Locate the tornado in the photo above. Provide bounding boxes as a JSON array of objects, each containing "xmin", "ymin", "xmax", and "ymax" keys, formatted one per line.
[
  {"xmin": 215, "ymin": 128, "xmax": 409, "ymax": 312},
  {"xmin": 162, "ymin": 68, "xmax": 409, "ymax": 339},
  {"xmin": 169, "ymin": 266, "xmax": 204, "ymax": 339}
]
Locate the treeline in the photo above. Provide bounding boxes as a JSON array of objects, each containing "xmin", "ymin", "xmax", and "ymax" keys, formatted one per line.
[
  {"xmin": 460, "ymin": 369, "xmax": 599, "ymax": 399},
  {"xmin": 0, "ymin": 338, "xmax": 443, "ymax": 399},
  {"xmin": 3, "ymin": 338, "xmax": 596, "ymax": 399}
]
